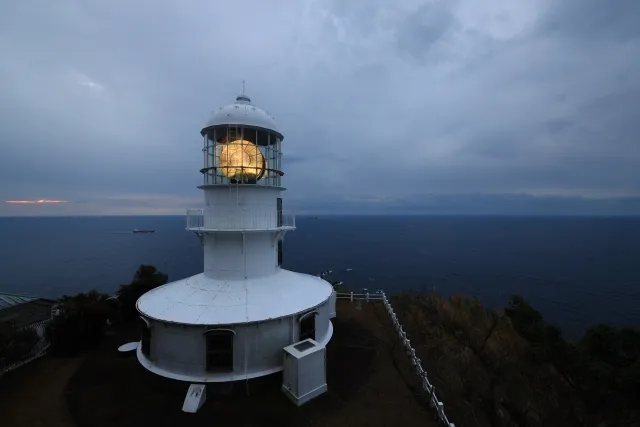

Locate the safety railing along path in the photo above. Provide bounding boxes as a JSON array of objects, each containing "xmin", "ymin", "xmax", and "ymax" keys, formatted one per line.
[
  {"xmin": 186, "ymin": 208, "xmax": 296, "ymax": 230},
  {"xmin": 0, "ymin": 319, "xmax": 52, "ymax": 377},
  {"xmin": 336, "ymin": 291, "xmax": 455, "ymax": 427}
]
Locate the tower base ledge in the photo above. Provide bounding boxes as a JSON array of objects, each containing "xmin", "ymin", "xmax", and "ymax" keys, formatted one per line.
[
  {"xmin": 137, "ymin": 346, "xmax": 283, "ymax": 383},
  {"xmin": 136, "ymin": 321, "xmax": 333, "ymax": 383}
]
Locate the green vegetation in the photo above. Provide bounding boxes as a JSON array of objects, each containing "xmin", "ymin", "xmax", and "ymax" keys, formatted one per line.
[
  {"xmin": 393, "ymin": 292, "xmax": 640, "ymax": 427},
  {"xmin": 115, "ymin": 265, "xmax": 168, "ymax": 322},
  {"xmin": 14, "ymin": 263, "xmax": 638, "ymax": 426},
  {"xmin": 46, "ymin": 290, "xmax": 113, "ymax": 356},
  {"xmin": 46, "ymin": 265, "xmax": 168, "ymax": 356},
  {"xmin": 505, "ymin": 295, "xmax": 640, "ymax": 425},
  {"xmin": 0, "ymin": 325, "xmax": 40, "ymax": 370}
]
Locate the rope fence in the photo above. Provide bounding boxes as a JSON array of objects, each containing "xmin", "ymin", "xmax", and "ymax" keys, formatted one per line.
[{"xmin": 336, "ymin": 291, "xmax": 455, "ymax": 427}]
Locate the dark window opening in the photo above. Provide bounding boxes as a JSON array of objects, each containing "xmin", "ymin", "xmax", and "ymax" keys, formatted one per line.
[
  {"xmin": 277, "ymin": 240, "xmax": 283, "ymax": 266},
  {"xmin": 277, "ymin": 198, "xmax": 283, "ymax": 227},
  {"xmin": 140, "ymin": 317, "xmax": 151, "ymax": 358},
  {"xmin": 299, "ymin": 313, "xmax": 316, "ymax": 342},
  {"xmin": 205, "ymin": 330, "xmax": 234, "ymax": 372}
]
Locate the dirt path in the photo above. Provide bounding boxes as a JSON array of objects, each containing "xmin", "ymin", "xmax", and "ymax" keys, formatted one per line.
[{"xmin": 0, "ymin": 355, "xmax": 83, "ymax": 427}]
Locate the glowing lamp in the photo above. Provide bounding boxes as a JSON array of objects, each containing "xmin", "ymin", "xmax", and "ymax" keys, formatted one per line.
[{"xmin": 218, "ymin": 139, "xmax": 266, "ymax": 182}]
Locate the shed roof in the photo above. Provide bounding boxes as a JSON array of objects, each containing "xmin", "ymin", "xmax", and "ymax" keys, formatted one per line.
[{"xmin": 0, "ymin": 292, "xmax": 53, "ymax": 311}]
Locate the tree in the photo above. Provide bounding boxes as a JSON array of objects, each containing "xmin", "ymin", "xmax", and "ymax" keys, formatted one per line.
[
  {"xmin": 47, "ymin": 290, "xmax": 112, "ymax": 356},
  {"xmin": 505, "ymin": 294, "xmax": 640, "ymax": 419},
  {"xmin": 116, "ymin": 264, "xmax": 169, "ymax": 321},
  {"xmin": 44, "ymin": 265, "xmax": 169, "ymax": 356},
  {"xmin": 504, "ymin": 295, "xmax": 546, "ymax": 343},
  {"xmin": 578, "ymin": 324, "xmax": 640, "ymax": 394}
]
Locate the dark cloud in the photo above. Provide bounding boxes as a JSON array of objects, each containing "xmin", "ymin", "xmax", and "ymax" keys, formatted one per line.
[
  {"xmin": 290, "ymin": 193, "xmax": 640, "ymax": 216},
  {"xmin": 537, "ymin": 0, "xmax": 640, "ymax": 40},
  {"xmin": 395, "ymin": 2, "xmax": 456, "ymax": 63},
  {"xmin": 1, "ymin": 0, "xmax": 639, "ymax": 216},
  {"xmin": 545, "ymin": 119, "xmax": 572, "ymax": 135}
]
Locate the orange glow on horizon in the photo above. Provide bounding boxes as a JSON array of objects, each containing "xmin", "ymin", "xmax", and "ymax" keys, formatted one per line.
[{"xmin": 4, "ymin": 199, "xmax": 69, "ymax": 204}]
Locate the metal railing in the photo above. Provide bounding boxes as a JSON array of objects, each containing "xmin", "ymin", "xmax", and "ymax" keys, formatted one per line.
[
  {"xmin": 0, "ymin": 319, "xmax": 52, "ymax": 377},
  {"xmin": 336, "ymin": 292, "xmax": 385, "ymax": 301},
  {"xmin": 336, "ymin": 291, "xmax": 455, "ymax": 427},
  {"xmin": 186, "ymin": 208, "xmax": 295, "ymax": 231}
]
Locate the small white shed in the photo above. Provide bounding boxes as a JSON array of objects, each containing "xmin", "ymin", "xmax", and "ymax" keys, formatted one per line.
[{"xmin": 281, "ymin": 339, "xmax": 328, "ymax": 406}]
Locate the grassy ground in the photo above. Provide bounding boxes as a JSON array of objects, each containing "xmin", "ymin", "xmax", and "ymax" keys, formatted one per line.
[
  {"xmin": 3, "ymin": 294, "xmax": 603, "ymax": 427},
  {"xmin": 0, "ymin": 355, "xmax": 84, "ymax": 427},
  {"xmin": 392, "ymin": 293, "xmax": 591, "ymax": 427},
  {"xmin": 0, "ymin": 300, "xmax": 436, "ymax": 427}
]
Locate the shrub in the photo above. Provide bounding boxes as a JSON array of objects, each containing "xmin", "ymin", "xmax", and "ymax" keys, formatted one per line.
[
  {"xmin": 505, "ymin": 294, "xmax": 640, "ymax": 420},
  {"xmin": 47, "ymin": 290, "xmax": 112, "ymax": 356},
  {"xmin": 116, "ymin": 264, "xmax": 168, "ymax": 321},
  {"xmin": 0, "ymin": 326, "xmax": 41, "ymax": 369},
  {"xmin": 45, "ymin": 265, "xmax": 169, "ymax": 356}
]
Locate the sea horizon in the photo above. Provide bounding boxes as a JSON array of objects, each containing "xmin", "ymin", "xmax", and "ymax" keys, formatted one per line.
[
  {"xmin": 1, "ymin": 214, "xmax": 639, "ymax": 341},
  {"xmin": 2, "ymin": 213, "xmax": 640, "ymax": 218}
]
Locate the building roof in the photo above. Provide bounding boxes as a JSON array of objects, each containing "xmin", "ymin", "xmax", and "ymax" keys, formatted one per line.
[
  {"xmin": 200, "ymin": 94, "xmax": 283, "ymax": 139},
  {"xmin": 136, "ymin": 269, "xmax": 333, "ymax": 325},
  {"xmin": 0, "ymin": 292, "xmax": 41, "ymax": 311}
]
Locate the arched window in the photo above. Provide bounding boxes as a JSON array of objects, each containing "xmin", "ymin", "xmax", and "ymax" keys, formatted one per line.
[
  {"xmin": 298, "ymin": 311, "xmax": 318, "ymax": 342},
  {"xmin": 204, "ymin": 329, "xmax": 235, "ymax": 372},
  {"xmin": 139, "ymin": 317, "xmax": 152, "ymax": 359}
]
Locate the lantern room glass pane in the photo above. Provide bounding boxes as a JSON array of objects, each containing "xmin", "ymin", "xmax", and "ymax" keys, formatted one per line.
[{"xmin": 203, "ymin": 126, "xmax": 282, "ymax": 187}]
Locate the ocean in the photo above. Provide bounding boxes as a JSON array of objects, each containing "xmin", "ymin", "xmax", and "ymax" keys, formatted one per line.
[{"xmin": 1, "ymin": 215, "xmax": 639, "ymax": 340}]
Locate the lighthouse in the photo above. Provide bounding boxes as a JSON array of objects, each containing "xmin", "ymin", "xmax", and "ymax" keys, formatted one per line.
[{"xmin": 134, "ymin": 91, "xmax": 336, "ymax": 411}]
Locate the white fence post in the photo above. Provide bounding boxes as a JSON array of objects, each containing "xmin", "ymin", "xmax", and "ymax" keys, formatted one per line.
[{"xmin": 334, "ymin": 290, "xmax": 455, "ymax": 426}]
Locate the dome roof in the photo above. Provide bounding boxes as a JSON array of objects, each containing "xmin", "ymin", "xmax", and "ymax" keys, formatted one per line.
[{"xmin": 201, "ymin": 94, "xmax": 283, "ymax": 139}]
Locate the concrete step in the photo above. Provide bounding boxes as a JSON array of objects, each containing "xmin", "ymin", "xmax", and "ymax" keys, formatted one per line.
[{"xmin": 182, "ymin": 383, "xmax": 207, "ymax": 413}]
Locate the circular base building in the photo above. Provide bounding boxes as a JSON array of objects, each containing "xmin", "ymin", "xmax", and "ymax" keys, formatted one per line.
[
  {"xmin": 136, "ymin": 270, "xmax": 334, "ymax": 382},
  {"xmin": 134, "ymin": 92, "xmax": 336, "ymax": 410}
]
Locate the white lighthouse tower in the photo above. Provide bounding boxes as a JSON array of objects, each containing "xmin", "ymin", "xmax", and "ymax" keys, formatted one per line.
[{"xmin": 134, "ymin": 91, "xmax": 336, "ymax": 411}]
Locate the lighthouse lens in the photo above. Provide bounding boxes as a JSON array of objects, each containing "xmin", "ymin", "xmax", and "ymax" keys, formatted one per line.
[{"xmin": 218, "ymin": 139, "xmax": 266, "ymax": 182}]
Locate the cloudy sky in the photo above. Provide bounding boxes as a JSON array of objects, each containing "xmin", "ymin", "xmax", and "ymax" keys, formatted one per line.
[{"xmin": 1, "ymin": 0, "xmax": 639, "ymax": 216}]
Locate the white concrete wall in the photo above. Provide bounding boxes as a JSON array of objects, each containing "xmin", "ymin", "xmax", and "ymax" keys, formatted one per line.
[
  {"xmin": 291, "ymin": 301, "xmax": 332, "ymax": 345},
  {"xmin": 203, "ymin": 232, "xmax": 279, "ymax": 280},
  {"xmin": 298, "ymin": 347, "xmax": 326, "ymax": 395},
  {"xmin": 202, "ymin": 186, "xmax": 285, "ymax": 280},
  {"xmin": 203, "ymin": 186, "xmax": 283, "ymax": 230},
  {"xmin": 329, "ymin": 290, "xmax": 337, "ymax": 318},
  {"xmin": 139, "ymin": 298, "xmax": 333, "ymax": 383}
]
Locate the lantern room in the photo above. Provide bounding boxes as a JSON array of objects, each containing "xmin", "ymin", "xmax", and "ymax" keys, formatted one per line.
[{"xmin": 200, "ymin": 94, "xmax": 283, "ymax": 187}]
